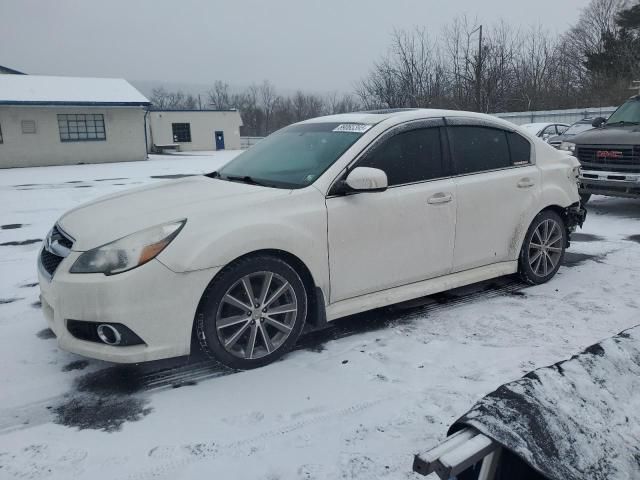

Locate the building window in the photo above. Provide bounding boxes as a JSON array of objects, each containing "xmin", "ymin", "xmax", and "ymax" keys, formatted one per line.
[
  {"xmin": 21, "ymin": 120, "xmax": 36, "ymax": 134},
  {"xmin": 172, "ymin": 123, "xmax": 191, "ymax": 143},
  {"xmin": 57, "ymin": 114, "xmax": 106, "ymax": 142}
]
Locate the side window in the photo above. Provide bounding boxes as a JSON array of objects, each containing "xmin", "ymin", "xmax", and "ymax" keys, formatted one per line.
[
  {"xmin": 449, "ymin": 126, "xmax": 510, "ymax": 175},
  {"xmin": 507, "ymin": 131, "xmax": 532, "ymax": 165},
  {"xmin": 359, "ymin": 127, "xmax": 444, "ymax": 186},
  {"xmin": 557, "ymin": 125, "xmax": 569, "ymax": 134}
]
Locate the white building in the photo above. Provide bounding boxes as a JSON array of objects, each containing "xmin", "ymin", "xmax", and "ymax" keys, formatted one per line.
[
  {"xmin": 147, "ymin": 109, "xmax": 243, "ymax": 152},
  {"xmin": 0, "ymin": 75, "xmax": 150, "ymax": 168}
]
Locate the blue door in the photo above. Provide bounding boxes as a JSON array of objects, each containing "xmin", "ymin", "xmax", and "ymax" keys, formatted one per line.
[{"xmin": 215, "ymin": 131, "xmax": 225, "ymax": 150}]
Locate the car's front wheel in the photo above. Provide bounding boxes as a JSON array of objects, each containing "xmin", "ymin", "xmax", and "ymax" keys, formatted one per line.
[
  {"xmin": 518, "ymin": 210, "xmax": 567, "ymax": 285},
  {"xmin": 196, "ymin": 255, "xmax": 307, "ymax": 369}
]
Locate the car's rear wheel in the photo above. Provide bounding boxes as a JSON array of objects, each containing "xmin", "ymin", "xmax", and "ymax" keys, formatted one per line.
[
  {"xmin": 518, "ymin": 210, "xmax": 566, "ymax": 285},
  {"xmin": 196, "ymin": 255, "xmax": 307, "ymax": 369}
]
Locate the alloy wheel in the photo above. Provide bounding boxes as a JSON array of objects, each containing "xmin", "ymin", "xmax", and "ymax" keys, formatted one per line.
[
  {"xmin": 215, "ymin": 271, "xmax": 298, "ymax": 359},
  {"xmin": 528, "ymin": 218, "xmax": 563, "ymax": 277}
]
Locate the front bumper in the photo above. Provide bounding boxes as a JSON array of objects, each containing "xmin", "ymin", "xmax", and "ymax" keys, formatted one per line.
[
  {"xmin": 579, "ymin": 170, "xmax": 640, "ymax": 199},
  {"xmin": 38, "ymin": 250, "xmax": 219, "ymax": 363},
  {"xmin": 565, "ymin": 202, "xmax": 587, "ymax": 231}
]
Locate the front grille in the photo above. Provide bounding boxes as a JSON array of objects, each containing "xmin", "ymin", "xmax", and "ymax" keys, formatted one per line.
[
  {"xmin": 40, "ymin": 248, "xmax": 64, "ymax": 276},
  {"xmin": 51, "ymin": 225, "xmax": 73, "ymax": 249},
  {"xmin": 40, "ymin": 224, "xmax": 74, "ymax": 278},
  {"xmin": 576, "ymin": 145, "xmax": 640, "ymax": 173}
]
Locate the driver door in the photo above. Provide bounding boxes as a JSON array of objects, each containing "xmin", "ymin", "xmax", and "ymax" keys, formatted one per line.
[{"xmin": 326, "ymin": 121, "xmax": 457, "ymax": 303}]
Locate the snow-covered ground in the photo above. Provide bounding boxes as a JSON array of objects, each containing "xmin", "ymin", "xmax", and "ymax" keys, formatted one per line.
[{"xmin": 1, "ymin": 152, "xmax": 639, "ymax": 479}]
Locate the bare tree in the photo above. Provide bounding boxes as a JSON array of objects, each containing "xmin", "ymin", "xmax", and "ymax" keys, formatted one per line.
[
  {"xmin": 207, "ymin": 81, "xmax": 232, "ymax": 109},
  {"xmin": 149, "ymin": 87, "xmax": 170, "ymax": 109},
  {"xmin": 260, "ymin": 80, "xmax": 278, "ymax": 134}
]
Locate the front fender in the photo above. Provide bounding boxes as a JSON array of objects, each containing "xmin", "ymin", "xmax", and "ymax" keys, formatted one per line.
[{"xmin": 156, "ymin": 188, "xmax": 330, "ymax": 296}]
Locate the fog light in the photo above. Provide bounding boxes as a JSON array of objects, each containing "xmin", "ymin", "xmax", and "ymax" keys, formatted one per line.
[
  {"xmin": 67, "ymin": 320, "xmax": 145, "ymax": 346},
  {"xmin": 97, "ymin": 324, "xmax": 122, "ymax": 345}
]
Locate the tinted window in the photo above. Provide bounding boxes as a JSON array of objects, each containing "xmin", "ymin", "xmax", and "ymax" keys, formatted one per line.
[
  {"xmin": 359, "ymin": 127, "xmax": 443, "ymax": 186},
  {"xmin": 507, "ymin": 131, "xmax": 532, "ymax": 165},
  {"xmin": 449, "ymin": 126, "xmax": 510, "ymax": 174}
]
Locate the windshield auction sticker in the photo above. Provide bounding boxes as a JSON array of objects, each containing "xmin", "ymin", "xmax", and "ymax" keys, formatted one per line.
[{"xmin": 333, "ymin": 124, "xmax": 372, "ymax": 133}]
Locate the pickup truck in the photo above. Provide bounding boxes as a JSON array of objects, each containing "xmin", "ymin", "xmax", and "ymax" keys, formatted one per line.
[{"xmin": 565, "ymin": 95, "xmax": 640, "ymax": 203}]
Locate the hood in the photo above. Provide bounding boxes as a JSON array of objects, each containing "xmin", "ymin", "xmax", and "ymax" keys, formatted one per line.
[
  {"xmin": 572, "ymin": 124, "xmax": 640, "ymax": 145},
  {"xmin": 58, "ymin": 176, "xmax": 290, "ymax": 251}
]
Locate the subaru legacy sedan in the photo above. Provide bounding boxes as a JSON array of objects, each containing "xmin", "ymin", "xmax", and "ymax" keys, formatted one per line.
[{"xmin": 38, "ymin": 109, "xmax": 586, "ymax": 369}]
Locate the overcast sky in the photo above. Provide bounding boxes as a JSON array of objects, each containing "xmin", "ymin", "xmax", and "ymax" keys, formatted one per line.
[{"xmin": 1, "ymin": 0, "xmax": 587, "ymax": 94}]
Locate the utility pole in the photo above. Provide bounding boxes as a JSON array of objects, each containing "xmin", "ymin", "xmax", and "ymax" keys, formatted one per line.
[{"xmin": 472, "ymin": 25, "xmax": 483, "ymax": 112}]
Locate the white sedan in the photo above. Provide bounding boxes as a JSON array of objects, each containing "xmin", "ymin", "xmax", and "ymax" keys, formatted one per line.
[{"xmin": 38, "ymin": 109, "xmax": 586, "ymax": 369}]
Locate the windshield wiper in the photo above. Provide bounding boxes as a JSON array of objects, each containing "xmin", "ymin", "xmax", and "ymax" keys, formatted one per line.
[{"xmin": 223, "ymin": 174, "xmax": 269, "ymax": 186}]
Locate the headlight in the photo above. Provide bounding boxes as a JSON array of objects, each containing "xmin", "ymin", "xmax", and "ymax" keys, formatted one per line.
[
  {"xmin": 560, "ymin": 141, "xmax": 576, "ymax": 153},
  {"xmin": 70, "ymin": 220, "xmax": 185, "ymax": 275}
]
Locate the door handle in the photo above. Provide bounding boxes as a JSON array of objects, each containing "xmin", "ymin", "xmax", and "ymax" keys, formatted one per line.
[
  {"xmin": 517, "ymin": 178, "xmax": 535, "ymax": 188},
  {"xmin": 427, "ymin": 192, "xmax": 453, "ymax": 204}
]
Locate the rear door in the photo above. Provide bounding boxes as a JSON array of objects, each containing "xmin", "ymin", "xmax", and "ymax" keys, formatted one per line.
[
  {"xmin": 446, "ymin": 121, "xmax": 540, "ymax": 272},
  {"xmin": 326, "ymin": 120, "xmax": 457, "ymax": 302}
]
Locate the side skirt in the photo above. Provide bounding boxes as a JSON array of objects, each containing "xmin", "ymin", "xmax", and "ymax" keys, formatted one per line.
[{"xmin": 325, "ymin": 261, "xmax": 518, "ymax": 321}]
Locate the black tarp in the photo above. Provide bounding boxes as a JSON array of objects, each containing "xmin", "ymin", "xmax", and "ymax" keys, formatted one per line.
[{"xmin": 449, "ymin": 325, "xmax": 640, "ymax": 480}]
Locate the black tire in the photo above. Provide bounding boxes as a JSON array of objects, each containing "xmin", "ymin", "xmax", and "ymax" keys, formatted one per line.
[
  {"xmin": 196, "ymin": 255, "xmax": 307, "ymax": 369},
  {"xmin": 579, "ymin": 193, "xmax": 591, "ymax": 205},
  {"xmin": 518, "ymin": 210, "xmax": 567, "ymax": 285}
]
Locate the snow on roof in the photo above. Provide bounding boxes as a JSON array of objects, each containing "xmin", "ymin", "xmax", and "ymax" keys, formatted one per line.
[{"xmin": 0, "ymin": 75, "xmax": 150, "ymax": 106}]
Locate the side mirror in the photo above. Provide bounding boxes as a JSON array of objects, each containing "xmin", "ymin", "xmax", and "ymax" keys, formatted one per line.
[
  {"xmin": 344, "ymin": 167, "xmax": 388, "ymax": 193},
  {"xmin": 542, "ymin": 133, "xmax": 551, "ymax": 141},
  {"xmin": 592, "ymin": 117, "xmax": 606, "ymax": 128}
]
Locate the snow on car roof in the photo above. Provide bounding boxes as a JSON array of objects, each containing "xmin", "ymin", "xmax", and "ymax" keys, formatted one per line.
[{"xmin": 0, "ymin": 75, "xmax": 150, "ymax": 106}]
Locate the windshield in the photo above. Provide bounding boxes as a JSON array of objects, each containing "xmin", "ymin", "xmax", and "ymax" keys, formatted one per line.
[
  {"xmin": 218, "ymin": 122, "xmax": 368, "ymax": 188},
  {"xmin": 564, "ymin": 123, "xmax": 593, "ymax": 135},
  {"xmin": 606, "ymin": 99, "xmax": 640, "ymax": 125}
]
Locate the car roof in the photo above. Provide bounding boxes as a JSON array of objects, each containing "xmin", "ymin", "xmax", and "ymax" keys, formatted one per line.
[{"xmin": 297, "ymin": 108, "xmax": 517, "ymax": 128}]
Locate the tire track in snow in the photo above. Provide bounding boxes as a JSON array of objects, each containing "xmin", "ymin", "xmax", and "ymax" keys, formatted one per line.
[{"xmin": 0, "ymin": 276, "xmax": 529, "ymax": 435}]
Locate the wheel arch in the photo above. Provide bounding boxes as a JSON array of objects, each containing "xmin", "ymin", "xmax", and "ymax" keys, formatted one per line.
[
  {"xmin": 192, "ymin": 249, "xmax": 328, "ymax": 343},
  {"xmin": 512, "ymin": 203, "xmax": 573, "ymax": 259}
]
